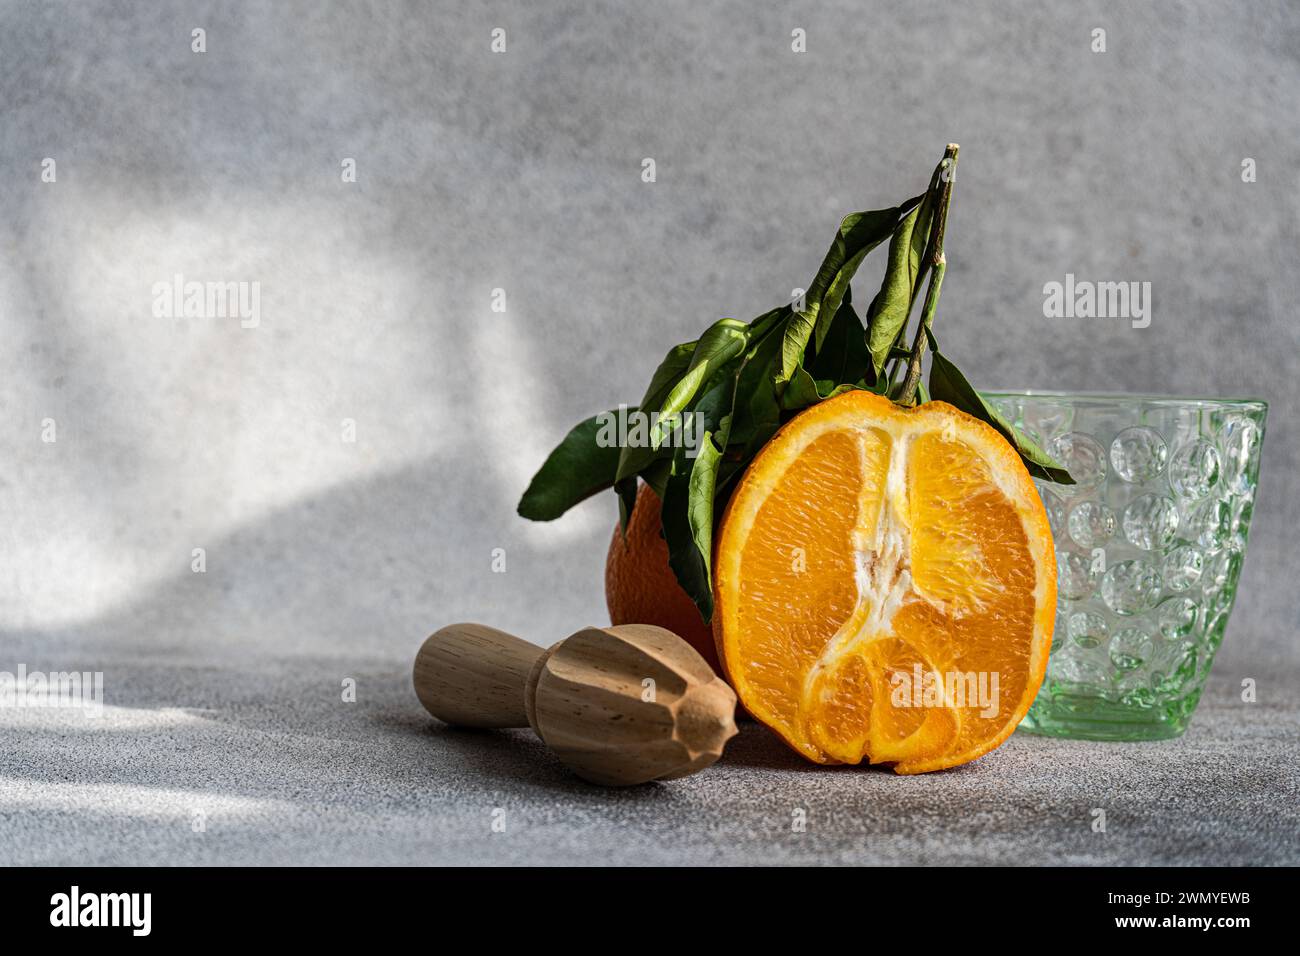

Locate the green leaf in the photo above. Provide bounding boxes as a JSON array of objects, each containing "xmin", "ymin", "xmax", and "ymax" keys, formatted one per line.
[
  {"xmin": 640, "ymin": 457, "xmax": 671, "ymax": 502},
  {"xmin": 613, "ymin": 342, "xmax": 698, "ymax": 483},
  {"xmin": 660, "ymin": 319, "xmax": 748, "ymax": 422},
  {"xmin": 909, "ymin": 192, "xmax": 935, "ymax": 290},
  {"xmin": 779, "ymin": 365, "xmax": 826, "ymax": 411},
  {"xmin": 660, "ymin": 451, "xmax": 707, "ymax": 621},
  {"xmin": 614, "ymin": 320, "xmax": 749, "ymax": 532},
  {"xmin": 744, "ymin": 304, "xmax": 789, "ymax": 342},
  {"xmin": 873, "ymin": 199, "xmax": 946, "ymax": 377},
  {"xmin": 780, "ymin": 292, "xmax": 879, "ymax": 412},
  {"xmin": 909, "ymin": 159, "xmax": 944, "ymax": 285},
  {"xmin": 661, "ymin": 372, "xmax": 738, "ymax": 620},
  {"xmin": 621, "ymin": 318, "xmax": 746, "ymax": 480},
  {"xmin": 727, "ymin": 309, "xmax": 788, "ymax": 451},
  {"xmin": 780, "ymin": 202, "xmax": 917, "ymax": 384},
  {"xmin": 518, "ymin": 410, "xmax": 628, "ymax": 520},
  {"xmin": 686, "ymin": 431, "xmax": 725, "ymax": 608},
  {"xmin": 866, "ymin": 203, "xmax": 924, "ymax": 376},
  {"xmin": 615, "ymin": 475, "xmax": 639, "ymax": 534},
  {"xmin": 807, "ymin": 285, "xmax": 870, "ymax": 387},
  {"xmin": 639, "ymin": 341, "xmax": 697, "ymax": 411},
  {"xmin": 870, "ymin": 158, "xmax": 944, "ymax": 387},
  {"xmin": 925, "ymin": 331, "xmax": 1075, "ymax": 484},
  {"xmin": 782, "ymin": 372, "xmax": 883, "ymax": 412}
]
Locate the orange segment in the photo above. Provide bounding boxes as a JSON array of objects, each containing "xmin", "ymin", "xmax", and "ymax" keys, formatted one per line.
[
  {"xmin": 714, "ymin": 391, "xmax": 1056, "ymax": 774},
  {"xmin": 730, "ymin": 428, "xmax": 863, "ymax": 743}
]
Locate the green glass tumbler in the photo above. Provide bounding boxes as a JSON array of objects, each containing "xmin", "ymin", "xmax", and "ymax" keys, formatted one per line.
[{"xmin": 980, "ymin": 392, "xmax": 1267, "ymax": 741}]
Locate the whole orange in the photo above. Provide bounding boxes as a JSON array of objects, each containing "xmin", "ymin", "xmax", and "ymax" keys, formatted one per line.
[{"xmin": 605, "ymin": 484, "xmax": 721, "ymax": 674}]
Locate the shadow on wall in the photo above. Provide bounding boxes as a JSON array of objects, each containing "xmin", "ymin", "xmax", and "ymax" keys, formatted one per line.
[{"xmin": 8, "ymin": 451, "xmax": 616, "ymax": 666}]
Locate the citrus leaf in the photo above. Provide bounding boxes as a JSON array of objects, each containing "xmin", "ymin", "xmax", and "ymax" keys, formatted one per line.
[
  {"xmin": 744, "ymin": 304, "xmax": 789, "ymax": 341},
  {"xmin": 614, "ymin": 322, "xmax": 742, "ymax": 484},
  {"xmin": 686, "ymin": 430, "xmax": 725, "ymax": 603},
  {"xmin": 614, "ymin": 341, "xmax": 699, "ymax": 483},
  {"xmin": 518, "ymin": 410, "xmax": 629, "ymax": 520},
  {"xmin": 636, "ymin": 317, "xmax": 747, "ymax": 466},
  {"xmin": 925, "ymin": 331, "xmax": 1075, "ymax": 485},
  {"xmin": 866, "ymin": 204, "xmax": 923, "ymax": 376},
  {"xmin": 660, "ymin": 319, "xmax": 748, "ymax": 422},
  {"xmin": 661, "ymin": 372, "xmax": 737, "ymax": 620},
  {"xmin": 640, "ymin": 341, "xmax": 697, "ymax": 411},
  {"xmin": 807, "ymin": 285, "xmax": 870, "ymax": 387},
  {"xmin": 784, "ymin": 374, "xmax": 884, "ymax": 411},
  {"xmin": 640, "ymin": 457, "xmax": 671, "ymax": 502},
  {"xmin": 727, "ymin": 308, "xmax": 788, "ymax": 450},
  {"xmin": 660, "ymin": 449, "xmax": 709, "ymax": 621},
  {"xmin": 615, "ymin": 475, "xmax": 638, "ymax": 534},
  {"xmin": 908, "ymin": 159, "xmax": 943, "ymax": 285},
  {"xmin": 779, "ymin": 366, "xmax": 825, "ymax": 411},
  {"xmin": 780, "ymin": 202, "xmax": 917, "ymax": 384}
]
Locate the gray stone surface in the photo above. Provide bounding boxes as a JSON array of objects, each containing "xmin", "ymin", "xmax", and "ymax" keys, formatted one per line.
[
  {"xmin": 3, "ymin": 643, "xmax": 1296, "ymax": 865},
  {"xmin": 1, "ymin": 2, "xmax": 1297, "ymax": 864}
]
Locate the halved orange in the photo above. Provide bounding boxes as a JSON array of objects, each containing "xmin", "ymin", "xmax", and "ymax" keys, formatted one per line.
[{"xmin": 714, "ymin": 390, "xmax": 1056, "ymax": 773}]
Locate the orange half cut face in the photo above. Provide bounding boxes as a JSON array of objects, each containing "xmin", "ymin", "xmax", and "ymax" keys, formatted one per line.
[{"xmin": 714, "ymin": 390, "xmax": 1057, "ymax": 773}]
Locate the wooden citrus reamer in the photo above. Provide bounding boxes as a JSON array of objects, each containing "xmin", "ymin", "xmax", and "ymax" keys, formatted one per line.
[{"xmin": 413, "ymin": 623, "xmax": 738, "ymax": 786}]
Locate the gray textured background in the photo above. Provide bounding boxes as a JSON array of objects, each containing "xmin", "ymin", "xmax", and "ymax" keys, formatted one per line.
[{"xmin": 2, "ymin": 1, "xmax": 1297, "ymax": 865}]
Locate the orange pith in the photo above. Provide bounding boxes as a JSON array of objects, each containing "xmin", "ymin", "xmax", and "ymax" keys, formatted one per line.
[{"xmin": 713, "ymin": 391, "xmax": 1056, "ymax": 773}]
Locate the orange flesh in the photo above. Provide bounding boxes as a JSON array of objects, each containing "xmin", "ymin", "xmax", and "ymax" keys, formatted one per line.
[{"xmin": 715, "ymin": 392, "xmax": 1055, "ymax": 773}]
